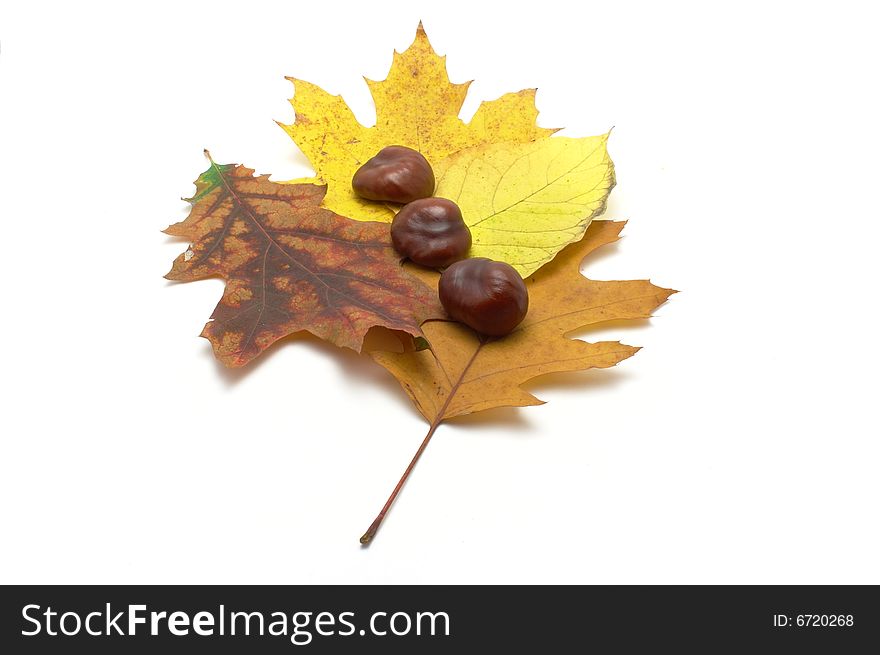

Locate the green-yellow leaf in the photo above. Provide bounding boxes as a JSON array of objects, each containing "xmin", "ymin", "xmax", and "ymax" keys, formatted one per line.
[{"xmin": 434, "ymin": 133, "xmax": 615, "ymax": 277}]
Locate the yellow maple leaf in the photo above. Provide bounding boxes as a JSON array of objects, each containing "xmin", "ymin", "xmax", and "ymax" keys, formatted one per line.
[{"xmin": 280, "ymin": 23, "xmax": 570, "ymax": 223}]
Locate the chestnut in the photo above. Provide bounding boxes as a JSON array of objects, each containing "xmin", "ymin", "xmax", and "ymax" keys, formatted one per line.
[
  {"xmin": 352, "ymin": 145, "xmax": 435, "ymax": 203},
  {"xmin": 439, "ymin": 258, "xmax": 529, "ymax": 337},
  {"xmin": 391, "ymin": 198, "xmax": 471, "ymax": 267}
]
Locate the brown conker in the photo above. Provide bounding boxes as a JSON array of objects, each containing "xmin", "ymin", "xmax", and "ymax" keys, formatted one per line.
[
  {"xmin": 391, "ymin": 198, "xmax": 471, "ymax": 268},
  {"xmin": 351, "ymin": 145, "xmax": 435, "ymax": 203},
  {"xmin": 438, "ymin": 258, "xmax": 529, "ymax": 337}
]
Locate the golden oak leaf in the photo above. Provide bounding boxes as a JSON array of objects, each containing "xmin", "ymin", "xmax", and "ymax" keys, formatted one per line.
[
  {"xmin": 279, "ymin": 23, "xmax": 559, "ymax": 223},
  {"xmin": 370, "ymin": 220, "xmax": 675, "ymax": 423},
  {"xmin": 164, "ymin": 154, "xmax": 439, "ymax": 367},
  {"xmin": 433, "ymin": 135, "xmax": 615, "ymax": 276}
]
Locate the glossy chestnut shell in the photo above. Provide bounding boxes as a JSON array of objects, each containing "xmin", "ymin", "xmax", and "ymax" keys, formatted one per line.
[
  {"xmin": 438, "ymin": 258, "xmax": 529, "ymax": 337},
  {"xmin": 391, "ymin": 198, "xmax": 471, "ymax": 267},
  {"xmin": 351, "ymin": 145, "xmax": 435, "ymax": 203}
]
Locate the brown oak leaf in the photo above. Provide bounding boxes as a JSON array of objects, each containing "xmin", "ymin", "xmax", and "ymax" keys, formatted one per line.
[{"xmin": 164, "ymin": 153, "xmax": 439, "ymax": 366}]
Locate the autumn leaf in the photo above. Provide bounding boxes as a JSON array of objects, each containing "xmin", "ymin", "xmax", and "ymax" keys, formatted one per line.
[
  {"xmin": 372, "ymin": 219, "xmax": 673, "ymax": 420},
  {"xmin": 360, "ymin": 220, "xmax": 675, "ymax": 542},
  {"xmin": 164, "ymin": 153, "xmax": 439, "ymax": 367},
  {"xmin": 279, "ymin": 23, "xmax": 560, "ymax": 223},
  {"xmin": 433, "ymin": 135, "xmax": 615, "ymax": 277}
]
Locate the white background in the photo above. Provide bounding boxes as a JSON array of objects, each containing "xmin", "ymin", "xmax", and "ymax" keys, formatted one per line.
[{"xmin": 1, "ymin": 0, "xmax": 878, "ymax": 584}]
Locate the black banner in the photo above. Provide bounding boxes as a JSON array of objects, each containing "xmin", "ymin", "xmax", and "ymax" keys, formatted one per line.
[{"xmin": 1, "ymin": 585, "xmax": 876, "ymax": 652}]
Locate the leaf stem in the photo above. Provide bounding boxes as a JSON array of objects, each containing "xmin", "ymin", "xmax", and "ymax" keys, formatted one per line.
[
  {"xmin": 359, "ymin": 419, "xmax": 441, "ymax": 545},
  {"xmin": 359, "ymin": 336, "xmax": 487, "ymax": 545}
]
